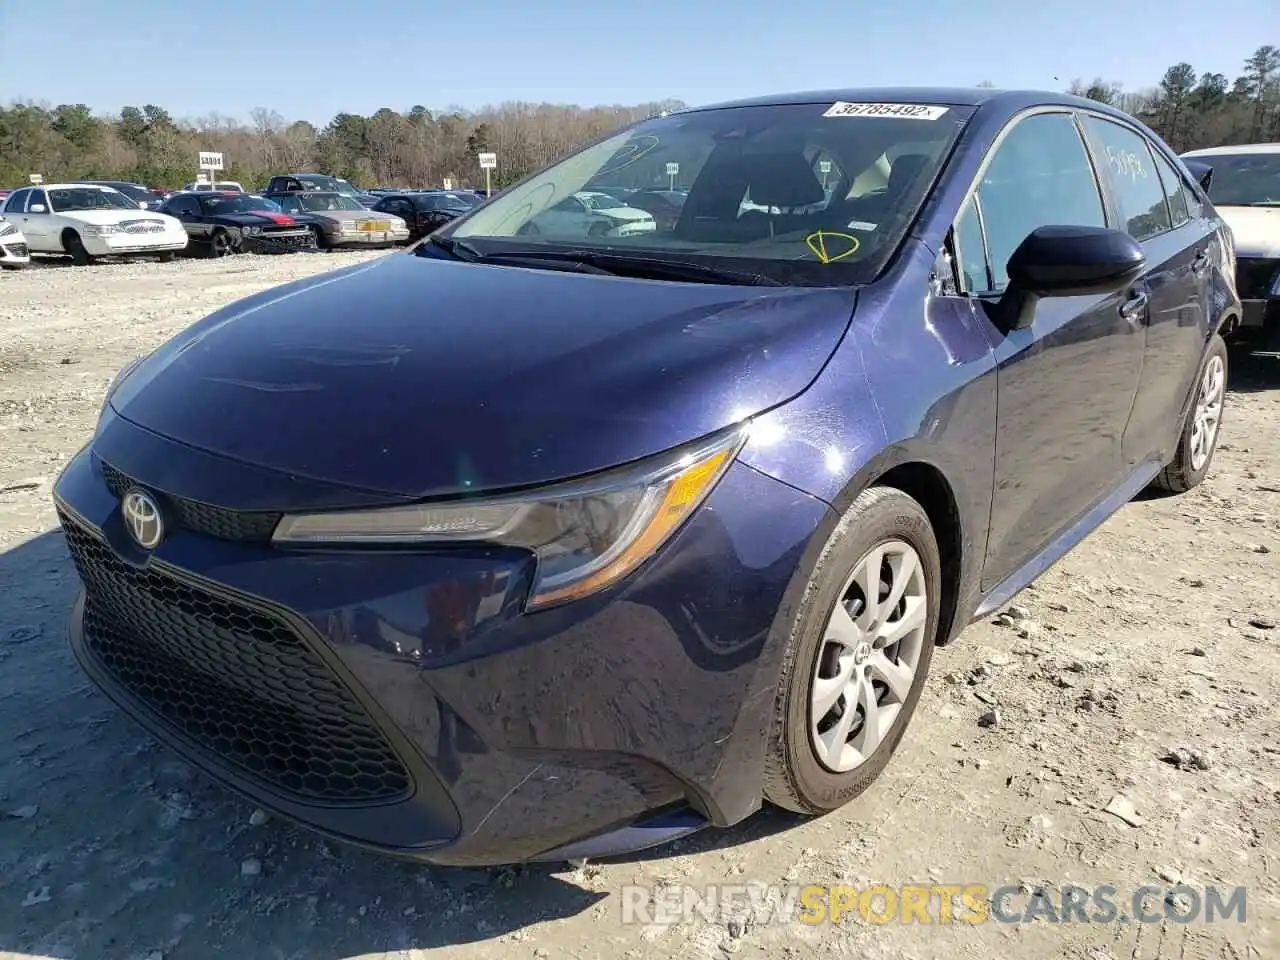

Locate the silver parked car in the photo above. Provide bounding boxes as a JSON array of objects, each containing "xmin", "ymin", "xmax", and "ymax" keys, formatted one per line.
[{"xmin": 264, "ymin": 190, "xmax": 410, "ymax": 248}]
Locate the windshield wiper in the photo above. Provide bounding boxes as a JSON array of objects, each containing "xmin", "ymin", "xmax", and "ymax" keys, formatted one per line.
[
  {"xmin": 424, "ymin": 235, "xmax": 485, "ymax": 261},
  {"xmin": 503, "ymin": 250, "xmax": 782, "ymax": 286}
]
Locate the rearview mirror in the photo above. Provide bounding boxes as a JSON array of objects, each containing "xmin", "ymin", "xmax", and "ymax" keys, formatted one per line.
[
  {"xmin": 995, "ymin": 225, "xmax": 1145, "ymax": 332},
  {"xmin": 1182, "ymin": 159, "xmax": 1213, "ymax": 194}
]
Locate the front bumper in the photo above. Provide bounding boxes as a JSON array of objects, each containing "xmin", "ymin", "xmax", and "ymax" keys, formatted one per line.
[
  {"xmin": 83, "ymin": 232, "xmax": 188, "ymax": 256},
  {"xmin": 53, "ymin": 420, "xmax": 830, "ymax": 865},
  {"xmin": 1235, "ymin": 257, "xmax": 1280, "ymax": 330},
  {"xmin": 0, "ymin": 239, "xmax": 29, "ymax": 265},
  {"xmin": 329, "ymin": 226, "xmax": 412, "ymax": 247},
  {"xmin": 243, "ymin": 229, "xmax": 317, "ymax": 254}
]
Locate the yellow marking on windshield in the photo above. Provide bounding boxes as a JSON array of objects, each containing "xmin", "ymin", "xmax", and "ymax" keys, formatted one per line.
[
  {"xmin": 805, "ymin": 231, "xmax": 860, "ymax": 264},
  {"xmin": 598, "ymin": 135, "xmax": 661, "ymax": 176}
]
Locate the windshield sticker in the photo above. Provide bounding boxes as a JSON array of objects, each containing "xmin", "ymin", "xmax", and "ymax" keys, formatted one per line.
[
  {"xmin": 823, "ymin": 102, "xmax": 948, "ymax": 121},
  {"xmin": 846, "ymin": 220, "xmax": 878, "ymax": 232},
  {"xmin": 805, "ymin": 230, "xmax": 860, "ymax": 264}
]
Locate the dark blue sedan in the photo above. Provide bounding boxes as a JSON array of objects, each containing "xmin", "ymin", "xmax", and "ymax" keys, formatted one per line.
[{"xmin": 54, "ymin": 87, "xmax": 1239, "ymax": 866}]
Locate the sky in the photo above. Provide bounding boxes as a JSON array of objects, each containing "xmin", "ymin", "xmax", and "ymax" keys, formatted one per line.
[{"xmin": 0, "ymin": 0, "xmax": 1269, "ymax": 123}]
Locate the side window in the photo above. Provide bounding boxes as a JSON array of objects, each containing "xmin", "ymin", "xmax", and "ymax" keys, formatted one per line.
[
  {"xmin": 1081, "ymin": 116, "xmax": 1171, "ymax": 241},
  {"xmin": 973, "ymin": 112, "xmax": 1107, "ymax": 292},
  {"xmin": 952, "ymin": 198, "xmax": 990, "ymax": 293},
  {"xmin": 1150, "ymin": 148, "xmax": 1190, "ymax": 227},
  {"xmin": 279, "ymin": 195, "xmax": 302, "ymax": 214},
  {"xmin": 28, "ymin": 190, "xmax": 49, "ymax": 211},
  {"xmin": 4, "ymin": 189, "xmax": 29, "ymax": 213}
]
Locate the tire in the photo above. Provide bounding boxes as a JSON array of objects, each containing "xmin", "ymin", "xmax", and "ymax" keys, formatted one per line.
[
  {"xmin": 156, "ymin": 251, "xmax": 176, "ymax": 263},
  {"xmin": 763, "ymin": 486, "xmax": 942, "ymax": 815},
  {"xmin": 64, "ymin": 231, "xmax": 92, "ymax": 266},
  {"xmin": 209, "ymin": 229, "xmax": 235, "ymax": 258},
  {"xmin": 310, "ymin": 226, "xmax": 331, "ymax": 251},
  {"xmin": 1152, "ymin": 334, "xmax": 1228, "ymax": 493},
  {"xmin": 588, "ymin": 220, "xmax": 611, "ymax": 237}
]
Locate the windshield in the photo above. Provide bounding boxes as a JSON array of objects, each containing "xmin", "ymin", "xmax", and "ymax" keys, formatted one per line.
[
  {"xmin": 95, "ymin": 182, "xmax": 151, "ymax": 202},
  {"xmin": 300, "ymin": 175, "xmax": 361, "ymax": 197},
  {"xmin": 199, "ymin": 194, "xmax": 280, "ymax": 214},
  {"xmin": 295, "ymin": 192, "xmax": 366, "ymax": 212},
  {"xmin": 48, "ymin": 187, "xmax": 139, "ymax": 212},
  {"xmin": 1190, "ymin": 153, "xmax": 1280, "ymax": 206},
  {"xmin": 445, "ymin": 101, "xmax": 970, "ymax": 285}
]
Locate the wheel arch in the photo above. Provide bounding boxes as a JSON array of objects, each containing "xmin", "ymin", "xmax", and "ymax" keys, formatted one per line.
[{"xmin": 59, "ymin": 225, "xmax": 80, "ymax": 251}]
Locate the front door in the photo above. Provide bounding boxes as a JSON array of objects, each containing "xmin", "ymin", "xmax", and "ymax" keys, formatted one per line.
[{"xmin": 951, "ymin": 111, "xmax": 1147, "ymax": 590}]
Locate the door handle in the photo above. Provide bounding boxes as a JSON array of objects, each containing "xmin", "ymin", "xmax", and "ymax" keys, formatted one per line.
[
  {"xmin": 1191, "ymin": 249, "xmax": 1211, "ymax": 275},
  {"xmin": 1119, "ymin": 291, "xmax": 1148, "ymax": 324}
]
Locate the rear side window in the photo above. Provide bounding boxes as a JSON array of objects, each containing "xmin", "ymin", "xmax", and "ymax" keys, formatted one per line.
[
  {"xmin": 4, "ymin": 189, "xmax": 29, "ymax": 213},
  {"xmin": 969, "ymin": 112, "xmax": 1107, "ymax": 292},
  {"xmin": 1150, "ymin": 149, "xmax": 1190, "ymax": 227},
  {"xmin": 1082, "ymin": 116, "xmax": 1171, "ymax": 241}
]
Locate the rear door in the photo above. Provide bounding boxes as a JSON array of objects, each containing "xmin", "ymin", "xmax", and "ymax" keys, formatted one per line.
[
  {"xmin": 952, "ymin": 110, "xmax": 1147, "ymax": 591},
  {"xmin": 1080, "ymin": 114, "xmax": 1215, "ymax": 467}
]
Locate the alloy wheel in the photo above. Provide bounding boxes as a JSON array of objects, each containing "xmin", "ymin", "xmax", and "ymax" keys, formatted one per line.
[
  {"xmin": 810, "ymin": 539, "xmax": 928, "ymax": 773},
  {"xmin": 1190, "ymin": 354, "xmax": 1225, "ymax": 472}
]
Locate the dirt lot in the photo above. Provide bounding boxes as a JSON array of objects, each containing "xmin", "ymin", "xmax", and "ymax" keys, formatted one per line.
[{"xmin": 1, "ymin": 252, "xmax": 1277, "ymax": 960}]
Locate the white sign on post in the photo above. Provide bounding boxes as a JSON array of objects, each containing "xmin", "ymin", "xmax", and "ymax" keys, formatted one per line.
[
  {"xmin": 477, "ymin": 152, "xmax": 497, "ymax": 197},
  {"xmin": 442, "ymin": 177, "xmax": 455, "ymax": 190},
  {"xmin": 818, "ymin": 159, "xmax": 832, "ymax": 189},
  {"xmin": 665, "ymin": 161, "xmax": 679, "ymax": 190},
  {"xmin": 198, "ymin": 151, "xmax": 224, "ymax": 171},
  {"xmin": 28, "ymin": 174, "xmax": 43, "ymax": 185}
]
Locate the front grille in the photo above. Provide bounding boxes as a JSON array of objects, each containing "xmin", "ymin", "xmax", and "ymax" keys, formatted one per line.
[
  {"xmin": 119, "ymin": 219, "xmax": 166, "ymax": 234},
  {"xmin": 98, "ymin": 458, "xmax": 281, "ymax": 542},
  {"xmin": 1236, "ymin": 258, "xmax": 1280, "ymax": 299},
  {"xmin": 60, "ymin": 510, "xmax": 412, "ymax": 803},
  {"xmin": 4, "ymin": 242, "xmax": 28, "ymax": 257}
]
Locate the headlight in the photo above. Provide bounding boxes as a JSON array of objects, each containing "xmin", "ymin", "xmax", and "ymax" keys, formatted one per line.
[
  {"xmin": 0, "ymin": 221, "xmax": 16, "ymax": 238},
  {"xmin": 338, "ymin": 219, "xmax": 357, "ymax": 231},
  {"xmin": 82, "ymin": 224, "xmax": 119, "ymax": 236},
  {"xmin": 243, "ymin": 225, "xmax": 262, "ymax": 236},
  {"xmin": 273, "ymin": 428, "xmax": 746, "ymax": 609},
  {"xmin": 99, "ymin": 357, "xmax": 143, "ymax": 422}
]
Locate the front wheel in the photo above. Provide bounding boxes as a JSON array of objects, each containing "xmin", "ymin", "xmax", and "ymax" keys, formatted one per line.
[
  {"xmin": 64, "ymin": 231, "xmax": 93, "ymax": 266},
  {"xmin": 1152, "ymin": 334, "xmax": 1228, "ymax": 493},
  {"xmin": 156, "ymin": 251, "xmax": 176, "ymax": 263},
  {"xmin": 763, "ymin": 486, "xmax": 941, "ymax": 815},
  {"xmin": 209, "ymin": 229, "xmax": 235, "ymax": 258}
]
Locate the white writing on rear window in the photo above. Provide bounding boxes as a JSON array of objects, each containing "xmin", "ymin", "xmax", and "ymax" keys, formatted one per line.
[
  {"xmin": 1105, "ymin": 144, "xmax": 1149, "ymax": 183},
  {"xmin": 823, "ymin": 102, "xmax": 949, "ymax": 121}
]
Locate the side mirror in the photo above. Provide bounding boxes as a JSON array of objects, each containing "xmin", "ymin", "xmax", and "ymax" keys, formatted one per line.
[
  {"xmin": 1182, "ymin": 159, "xmax": 1213, "ymax": 194},
  {"xmin": 995, "ymin": 225, "xmax": 1145, "ymax": 332},
  {"xmin": 28, "ymin": 203, "xmax": 46, "ymax": 213}
]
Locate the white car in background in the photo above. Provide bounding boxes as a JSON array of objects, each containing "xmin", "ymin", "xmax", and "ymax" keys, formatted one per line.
[
  {"xmin": 529, "ymin": 191, "xmax": 656, "ymax": 238},
  {"xmin": 183, "ymin": 180, "xmax": 246, "ymax": 193},
  {"xmin": 1181, "ymin": 143, "xmax": 1280, "ymax": 345},
  {"xmin": 0, "ymin": 184, "xmax": 188, "ymax": 265},
  {"xmin": 0, "ymin": 216, "xmax": 30, "ymax": 269}
]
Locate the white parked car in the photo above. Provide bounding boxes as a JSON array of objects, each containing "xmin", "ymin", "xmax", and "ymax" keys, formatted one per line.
[
  {"xmin": 528, "ymin": 191, "xmax": 656, "ymax": 238},
  {"xmin": 183, "ymin": 180, "xmax": 246, "ymax": 193},
  {"xmin": 1180, "ymin": 143, "xmax": 1280, "ymax": 344},
  {"xmin": 0, "ymin": 216, "xmax": 30, "ymax": 269},
  {"xmin": 0, "ymin": 184, "xmax": 188, "ymax": 265}
]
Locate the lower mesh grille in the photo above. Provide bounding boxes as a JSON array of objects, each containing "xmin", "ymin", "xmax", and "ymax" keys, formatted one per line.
[{"xmin": 60, "ymin": 509, "xmax": 412, "ymax": 804}]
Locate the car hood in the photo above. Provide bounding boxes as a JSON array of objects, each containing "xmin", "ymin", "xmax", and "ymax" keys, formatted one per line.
[
  {"xmin": 216, "ymin": 211, "xmax": 304, "ymax": 227},
  {"xmin": 109, "ymin": 252, "xmax": 856, "ymax": 500},
  {"xmin": 301, "ymin": 209, "xmax": 384, "ymax": 222},
  {"xmin": 598, "ymin": 206, "xmax": 652, "ymax": 222},
  {"xmin": 1219, "ymin": 205, "xmax": 1280, "ymax": 258}
]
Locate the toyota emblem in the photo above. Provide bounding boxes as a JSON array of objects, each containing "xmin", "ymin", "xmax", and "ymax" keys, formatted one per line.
[{"xmin": 121, "ymin": 488, "xmax": 165, "ymax": 549}]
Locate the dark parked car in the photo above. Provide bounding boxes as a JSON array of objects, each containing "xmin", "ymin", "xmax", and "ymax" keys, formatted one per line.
[
  {"xmin": 55, "ymin": 87, "xmax": 1238, "ymax": 867},
  {"xmin": 158, "ymin": 191, "xmax": 316, "ymax": 255},
  {"xmin": 371, "ymin": 190, "xmax": 480, "ymax": 241},
  {"xmin": 80, "ymin": 180, "xmax": 164, "ymax": 211},
  {"xmin": 264, "ymin": 173, "xmax": 379, "ymax": 207}
]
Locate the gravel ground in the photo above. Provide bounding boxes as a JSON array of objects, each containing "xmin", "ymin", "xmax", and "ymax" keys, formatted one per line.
[{"xmin": 0, "ymin": 252, "xmax": 1277, "ymax": 960}]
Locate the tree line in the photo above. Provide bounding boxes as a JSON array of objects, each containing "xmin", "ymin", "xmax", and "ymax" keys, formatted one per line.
[{"xmin": 1, "ymin": 44, "xmax": 1275, "ymax": 192}]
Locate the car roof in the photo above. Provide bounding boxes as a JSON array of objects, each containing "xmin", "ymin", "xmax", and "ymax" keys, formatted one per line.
[
  {"xmin": 30, "ymin": 182, "xmax": 126, "ymax": 191},
  {"xmin": 1181, "ymin": 142, "xmax": 1280, "ymax": 157},
  {"xmin": 685, "ymin": 86, "xmax": 1102, "ymax": 114}
]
